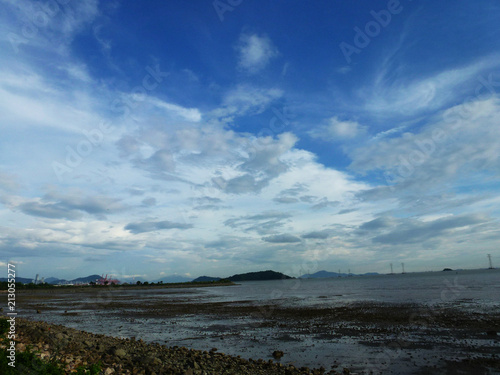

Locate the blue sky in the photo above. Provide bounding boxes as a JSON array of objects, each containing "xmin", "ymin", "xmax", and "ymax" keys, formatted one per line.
[{"xmin": 1, "ymin": 0, "xmax": 500, "ymax": 281}]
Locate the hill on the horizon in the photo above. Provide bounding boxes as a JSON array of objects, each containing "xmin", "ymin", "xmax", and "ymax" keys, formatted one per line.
[
  {"xmin": 45, "ymin": 277, "xmax": 66, "ymax": 284},
  {"xmin": 227, "ymin": 270, "xmax": 293, "ymax": 281},
  {"xmin": 192, "ymin": 276, "xmax": 221, "ymax": 282},
  {"xmin": 0, "ymin": 274, "xmax": 102, "ymax": 284},
  {"xmin": 4, "ymin": 270, "xmax": 294, "ymax": 285},
  {"xmin": 71, "ymin": 275, "xmax": 102, "ymax": 284},
  {"xmin": 299, "ymin": 270, "xmax": 380, "ymax": 278},
  {"xmin": 153, "ymin": 274, "xmax": 193, "ymax": 284}
]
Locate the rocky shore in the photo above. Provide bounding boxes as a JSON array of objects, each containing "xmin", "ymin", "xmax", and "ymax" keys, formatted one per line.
[{"xmin": 6, "ymin": 318, "xmax": 345, "ymax": 374}]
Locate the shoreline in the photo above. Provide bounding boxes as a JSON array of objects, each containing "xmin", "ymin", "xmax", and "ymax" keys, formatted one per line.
[
  {"xmin": 2, "ymin": 282, "xmax": 500, "ymax": 374},
  {"xmin": 3, "ymin": 317, "xmax": 337, "ymax": 374},
  {"xmin": 0, "ymin": 281, "xmax": 238, "ymax": 291}
]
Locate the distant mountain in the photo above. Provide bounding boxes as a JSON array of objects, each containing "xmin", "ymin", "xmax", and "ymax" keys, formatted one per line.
[
  {"xmin": 70, "ymin": 275, "xmax": 102, "ymax": 284},
  {"xmin": 0, "ymin": 275, "xmax": 105, "ymax": 285},
  {"xmin": 192, "ymin": 276, "xmax": 221, "ymax": 282},
  {"xmin": 120, "ymin": 276, "xmax": 148, "ymax": 284},
  {"xmin": 154, "ymin": 275, "xmax": 193, "ymax": 283},
  {"xmin": 45, "ymin": 277, "xmax": 66, "ymax": 284},
  {"xmin": 0, "ymin": 275, "xmax": 98, "ymax": 284},
  {"xmin": 299, "ymin": 270, "xmax": 380, "ymax": 278},
  {"xmin": 300, "ymin": 270, "xmax": 341, "ymax": 278},
  {"xmin": 227, "ymin": 270, "xmax": 293, "ymax": 282}
]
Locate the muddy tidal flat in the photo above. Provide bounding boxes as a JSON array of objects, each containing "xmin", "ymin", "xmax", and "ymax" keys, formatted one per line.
[{"xmin": 3, "ymin": 270, "xmax": 500, "ymax": 374}]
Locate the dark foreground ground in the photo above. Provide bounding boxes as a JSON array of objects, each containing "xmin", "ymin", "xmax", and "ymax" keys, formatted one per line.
[
  {"xmin": 1, "ymin": 286, "xmax": 500, "ymax": 374},
  {"xmin": 1, "ymin": 318, "xmax": 337, "ymax": 374}
]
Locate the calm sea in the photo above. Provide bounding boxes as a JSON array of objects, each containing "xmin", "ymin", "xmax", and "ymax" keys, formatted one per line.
[{"xmin": 201, "ymin": 268, "xmax": 500, "ymax": 309}]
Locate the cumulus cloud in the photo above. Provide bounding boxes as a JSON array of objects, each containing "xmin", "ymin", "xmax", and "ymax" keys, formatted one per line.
[
  {"xmin": 208, "ymin": 132, "xmax": 298, "ymax": 195},
  {"xmin": 309, "ymin": 117, "xmax": 366, "ymax": 141},
  {"xmin": 137, "ymin": 149, "xmax": 176, "ymax": 173},
  {"xmin": 351, "ymin": 98, "xmax": 500, "ymax": 198},
  {"xmin": 191, "ymin": 196, "xmax": 225, "ymax": 210},
  {"xmin": 13, "ymin": 190, "xmax": 125, "ymax": 220},
  {"xmin": 236, "ymin": 33, "xmax": 279, "ymax": 74},
  {"xmin": 241, "ymin": 133, "xmax": 297, "ymax": 176},
  {"xmin": 0, "ymin": 171, "xmax": 20, "ymax": 192},
  {"xmin": 301, "ymin": 230, "xmax": 331, "ymax": 239},
  {"xmin": 192, "ymin": 196, "xmax": 222, "ymax": 206},
  {"xmin": 211, "ymin": 85, "xmax": 283, "ymax": 123},
  {"xmin": 262, "ymin": 234, "xmax": 301, "ymax": 243},
  {"xmin": 142, "ymin": 197, "xmax": 157, "ymax": 206},
  {"xmin": 223, "ymin": 174, "xmax": 267, "ymax": 194},
  {"xmin": 224, "ymin": 211, "xmax": 292, "ymax": 235},
  {"xmin": 273, "ymin": 197, "xmax": 298, "ymax": 204},
  {"xmin": 142, "ymin": 96, "xmax": 202, "ymax": 122},
  {"xmin": 359, "ymin": 217, "xmax": 395, "ymax": 231},
  {"xmin": 368, "ymin": 214, "xmax": 489, "ymax": 245},
  {"xmin": 125, "ymin": 220, "xmax": 193, "ymax": 234},
  {"xmin": 311, "ymin": 198, "xmax": 339, "ymax": 210},
  {"xmin": 19, "ymin": 201, "xmax": 83, "ymax": 220}
]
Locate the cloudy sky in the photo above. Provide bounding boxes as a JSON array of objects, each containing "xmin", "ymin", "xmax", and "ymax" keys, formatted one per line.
[{"xmin": 1, "ymin": 0, "xmax": 500, "ymax": 281}]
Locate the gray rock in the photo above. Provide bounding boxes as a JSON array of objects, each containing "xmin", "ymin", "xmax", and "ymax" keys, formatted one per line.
[
  {"xmin": 272, "ymin": 350, "xmax": 284, "ymax": 359},
  {"xmin": 114, "ymin": 348, "xmax": 127, "ymax": 358}
]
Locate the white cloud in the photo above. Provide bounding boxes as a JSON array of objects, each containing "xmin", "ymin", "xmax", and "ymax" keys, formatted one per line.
[
  {"xmin": 236, "ymin": 33, "xmax": 279, "ymax": 74},
  {"xmin": 262, "ymin": 234, "xmax": 301, "ymax": 243},
  {"xmin": 1, "ymin": 0, "xmax": 99, "ymax": 54},
  {"xmin": 210, "ymin": 85, "xmax": 283, "ymax": 123},
  {"xmin": 337, "ymin": 66, "xmax": 352, "ymax": 74},
  {"xmin": 0, "ymin": 68, "xmax": 107, "ymax": 135},
  {"xmin": 142, "ymin": 96, "xmax": 202, "ymax": 122},
  {"xmin": 60, "ymin": 63, "xmax": 92, "ymax": 83},
  {"xmin": 0, "ymin": 171, "xmax": 20, "ymax": 192},
  {"xmin": 357, "ymin": 56, "xmax": 500, "ymax": 117},
  {"xmin": 350, "ymin": 97, "xmax": 500, "ymax": 193},
  {"xmin": 1, "ymin": 1, "xmax": 498, "ymax": 279},
  {"xmin": 309, "ymin": 117, "xmax": 366, "ymax": 141}
]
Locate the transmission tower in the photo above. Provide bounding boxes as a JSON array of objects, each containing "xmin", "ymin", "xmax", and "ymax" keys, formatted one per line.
[{"xmin": 487, "ymin": 254, "xmax": 494, "ymax": 269}]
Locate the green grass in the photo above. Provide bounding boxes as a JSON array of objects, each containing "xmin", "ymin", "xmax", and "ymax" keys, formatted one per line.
[
  {"xmin": 0, "ymin": 318, "xmax": 102, "ymax": 374},
  {"xmin": 75, "ymin": 362, "xmax": 102, "ymax": 375},
  {"xmin": 0, "ymin": 346, "xmax": 64, "ymax": 375}
]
